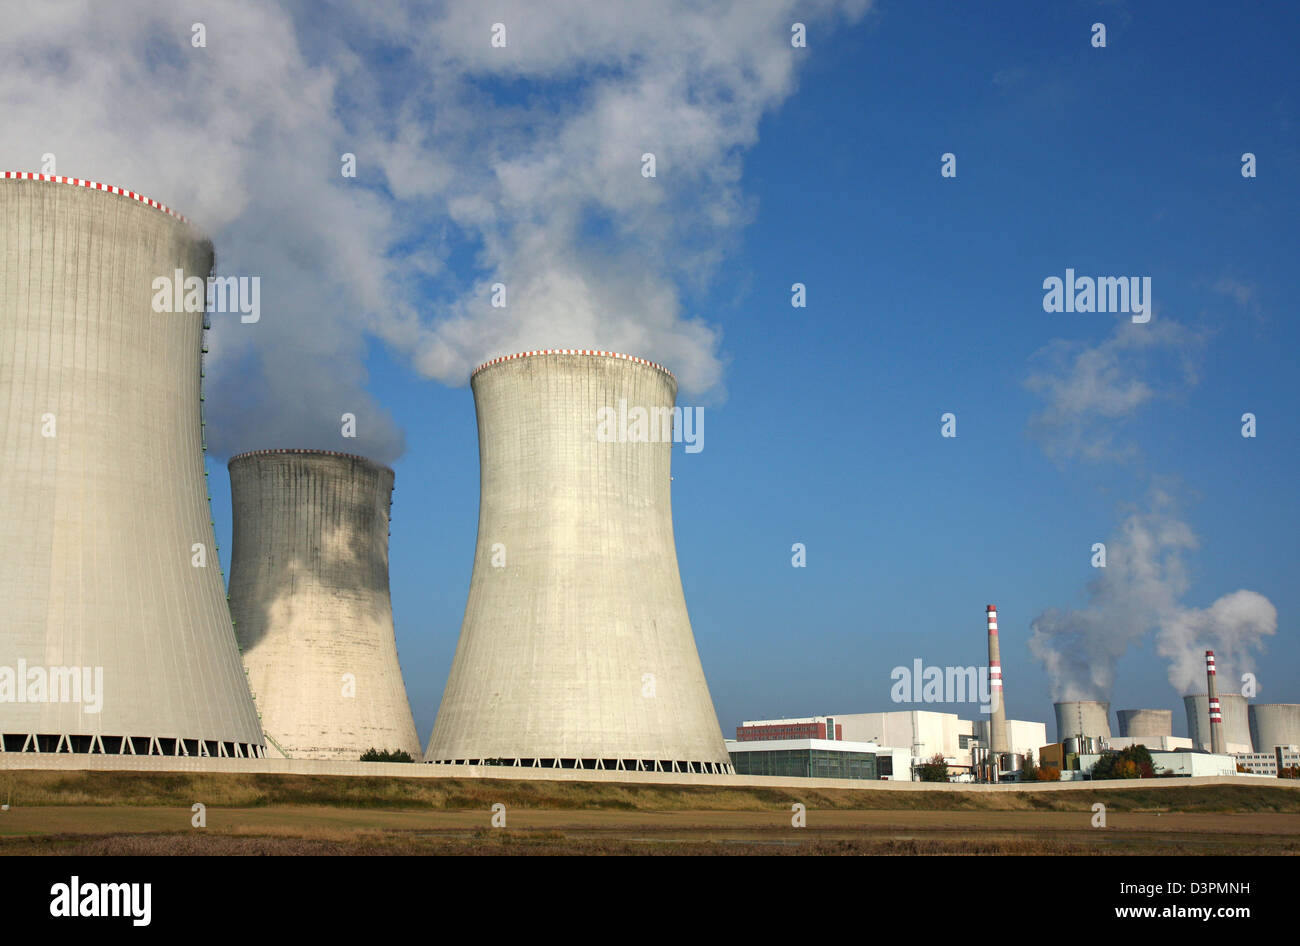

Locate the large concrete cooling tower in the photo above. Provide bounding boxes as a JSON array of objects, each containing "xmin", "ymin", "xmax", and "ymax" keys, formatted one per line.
[
  {"xmin": 227, "ymin": 449, "xmax": 421, "ymax": 760},
  {"xmin": 1184, "ymin": 694, "xmax": 1252, "ymax": 753},
  {"xmin": 1249, "ymin": 704, "xmax": 1300, "ymax": 751},
  {"xmin": 426, "ymin": 350, "xmax": 732, "ymax": 773},
  {"xmin": 0, "ymin": 173, "xmax": 262, "ymax": 757},
  {"xmin": 1116, "ymin": 709, "xmax": 1172, "ymax": 738},
  {"xmin": 1054, "ymin": 701, "xmax": 1111, "ymax": 742}
]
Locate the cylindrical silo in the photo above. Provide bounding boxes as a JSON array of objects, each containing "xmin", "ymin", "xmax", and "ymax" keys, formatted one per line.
[
  {"xmin": 426, "ymin": 350, "xmax": 732, "ymax": 773},
  {"xmin": 1248, "ymin": 704, "xmax": 1300, "ymax": 752},
  {"xmin": 1054, "ymin": 701, "xmax": 1111, "ymax": 743},
  {"xmin": 1184, "ymin": 694, "xmax": 1252, "ymax": 752},
  {"xmin": 1116, "ymin": 709, "xmax": 1172, "ymax": 738},
  {"xmin": 227, "ymin": 449, "xmax": 421, "ymax": 760},
  {"xmin": 0, "ymin": 172, "xmax": 262, "ymax": 757}
]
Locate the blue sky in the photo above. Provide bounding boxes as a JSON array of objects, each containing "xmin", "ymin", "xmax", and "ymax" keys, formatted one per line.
[{"xmin": 197, "ymin": 0, "xmax": 1300, "ymax": 744}]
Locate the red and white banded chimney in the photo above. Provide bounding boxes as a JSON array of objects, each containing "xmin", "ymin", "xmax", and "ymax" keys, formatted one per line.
[
  {"xmin": 987, "ymin": 605, "xmax": 1008, "ymax": 755},
  {"xmin": 1205, "ymin": 650, "xmax": 1225, "ymax": 755}
]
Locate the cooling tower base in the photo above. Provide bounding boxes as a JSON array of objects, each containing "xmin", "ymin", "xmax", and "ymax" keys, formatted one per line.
[
  {"xmin": 426, "ymin": 757, "xmax": 736, "ymax": 774},
  {"xmin": 1, "ymin": 732, "xmax": 266, "ymax": 758}
]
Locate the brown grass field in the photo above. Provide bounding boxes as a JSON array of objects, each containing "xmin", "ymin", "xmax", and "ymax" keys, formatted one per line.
[{"xmin": 1, "ymin": 771, "xmax": 1298, "ymax": 855}]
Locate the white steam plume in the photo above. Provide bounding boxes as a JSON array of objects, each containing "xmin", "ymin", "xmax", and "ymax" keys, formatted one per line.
[{"xmin": 0, "ymin": 0, "xmax": 872, "ymax": 461}]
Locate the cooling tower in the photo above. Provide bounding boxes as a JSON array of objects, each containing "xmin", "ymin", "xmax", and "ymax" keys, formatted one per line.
[
  {"xmin": 1053, "ymin": 701, "xmax": 1111, "ymax": 742},
  {"xmin": 426, "ymin": 350, "xmax": 732, "ymax": 773},
  {"xmin": 1184, "ymin": 694, "xmax": 1252, "ymax": 752},
  {"xmin": 0, "ymin": 173, "xmax": 262, "ymax": 756},
  {"xmin": 1116, "ymin": 709, "xmax": 1172, "ymax": 738},
  {"xmin": 1249, "ymin": 704, "xmax": 1300, "ymax": 751},
  {"xmin": 227, "ymin": 449, "xmax": 421, "ymax": 760}
]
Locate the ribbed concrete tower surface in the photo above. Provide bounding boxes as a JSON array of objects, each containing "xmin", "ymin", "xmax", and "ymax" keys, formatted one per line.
[
  {"xmin": 427, "ymin": 350, "xmax": 732, "ymax": 773},
  {"xmin": 0, "ymin": 173, "xmax": 262, "ymax": 756},
  {"xmin": 1116, "ymin": 709, "xmax": 1172, "ymax": 738},
  {"xmin": 1053, "ymin": 701, "xmax": 1112, "ymax": 742},
  {"xmin": 227, "ymin": 449, "xmax": 421, "ymax": 760},
  {"xmin": 1184, "ymin": 693, "xmax": 1252, "ymax": 752},
  {"xmin": 1249, "ymin": 704, "xmax": 1300, "ymax": 752}
]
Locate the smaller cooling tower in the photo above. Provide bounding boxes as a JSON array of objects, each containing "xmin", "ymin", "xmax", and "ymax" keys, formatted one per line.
[
  {"xmin": 1248, "ymin": 704, "xmax": 1300, "ymax": 752},
  {"xmin": 1116, "ymin": 709, "xmax": 1172, "ymax": 738},
  {"xmin": 1183, "ymin": 694, "xmax": 1252, "ymax": 753},
  {"xmin": 227, "ymin": 449, "xmax": 421, "ymax": 760},
  {"xmin": 1053, "ymin": 701, "xmax": 1111, "ymax": 742}
]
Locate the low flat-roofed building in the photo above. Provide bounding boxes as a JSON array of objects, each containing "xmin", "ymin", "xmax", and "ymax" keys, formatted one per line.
[
  {"xmin": 1106, "ymin": 734, "xmax": 1195, "ymax": 752},
  {"xmin": 1079, "ymin": 750, "xmax": 1242, "ymax": 778},
  {"xmin": 1235, "ymin": 747, "xmax": 1300, "ymax": 776},
  {"xmin": 725, "ymin": 738, "xmax": 903, "ymax": 780}
]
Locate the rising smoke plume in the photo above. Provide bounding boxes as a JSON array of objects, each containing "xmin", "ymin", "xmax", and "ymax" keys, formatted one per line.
[
  {"xmin": 1025, "ymin": 317, "xmax": 1276, "ymax": 700},
  {"xmin": 0, "ymin": 0, "xmax": 871, "ymax": 462},
  {"xmin": 1028, "ymin": 493, "xmax": 1275, "ymax": 701}
]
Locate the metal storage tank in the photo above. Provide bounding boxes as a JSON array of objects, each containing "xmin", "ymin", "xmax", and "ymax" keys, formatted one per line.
[
  {"xmin": 1116, "ymin": 709, "xmax": 1172, "ymax": 738},
  {"xmin": 1053, "ymin": 701, "xmax": 1111, "ymax": 742},
  {"xmin": 1184, "ymin": 694, "xmax": 1252, "ymax": 752},
  {"xmin": 0, "ymin": 172, "xmax": 263, "ymax": 757},
  {"xmin": 426, "ymin": 350, "xmax": 732, "ymax": 773},
  {"xmin": 1248, "ymin": 704, "xmax": 1300, "ymax": 752},
  {"xmin": 227, "ymin": 449, "xmax": 422, "ymax": 760}
]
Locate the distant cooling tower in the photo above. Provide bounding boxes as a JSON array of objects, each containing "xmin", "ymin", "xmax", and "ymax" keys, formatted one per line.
[
  {"xmin": 0, "ymin": 173, "xmax": 263, "ymax": 756},
  {"xmin": 1184, "ymin": 694, "xmax": 1252, "ymax": 752},
  {"xmin": 1053, "ymin": 701, "xmax": 1111, "ymax": 742},
  {"xmin": 426, "ymin": 350, "xmax": 732, "ymax": 773},
  {"xmin": 1249, "ymin": 704, "xmax": 1300, "ymax": 752},
  {"xmin": 1116, "ymin": 709, "xmax": 1172, "ymax": 738},
  {"xmin": 227, "ymin": 449, "xmax": 421, "ymax": 760}
]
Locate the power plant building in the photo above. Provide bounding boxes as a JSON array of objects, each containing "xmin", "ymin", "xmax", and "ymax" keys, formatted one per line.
[
  {"xmin": 0, "ymin": 173, "xmax": 263, "ymax": 757},
  {"xmin": 227, "ymin": 449, "xmax": 421, "ymax": 760},
  {"xmin": 425, "ymin": 351, "xmax": 732, "ymax": 773}
]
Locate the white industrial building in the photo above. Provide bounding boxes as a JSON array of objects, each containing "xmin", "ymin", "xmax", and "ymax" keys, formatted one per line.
[
  {"xmin": 1078, "ymin": 751, "xmax": 1243, "ymax": 779},
  {"xmin": 726, "ymin": 738, "xmax": 911, "ymax": 780},
  {"xmin": 733, "ymin": 711, "xmax": 1047, "ymax": 779},
  {"xmin": 1105, "ymin": 734, "xmax": 1194, "ymax": 753},
  {"xmin": 1234, "ymin": 747, "xmax": 1300, "ymax": 777}
]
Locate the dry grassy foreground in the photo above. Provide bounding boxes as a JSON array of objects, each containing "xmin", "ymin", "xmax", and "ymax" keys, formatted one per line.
[{"xmin": 1, "ymin": 771, "xmax": 1298, "ymax": 855}]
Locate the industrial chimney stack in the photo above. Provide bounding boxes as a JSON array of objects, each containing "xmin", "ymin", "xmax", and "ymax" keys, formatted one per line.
[
  {"xmin": 986, "ymin": 605, "xmax": 1008, "ymax": 755},
  {"xmin": 1205, "ymin": 650, "xmax": 1226, "ymax": 755}
]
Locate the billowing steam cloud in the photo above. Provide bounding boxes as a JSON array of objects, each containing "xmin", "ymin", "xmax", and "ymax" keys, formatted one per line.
[
  {"xmin": 1028, "ymin": 495, "xmax": 1274, "ymax": 701},
  {"xmin": 1025, "ymin": 317, "xmax": 1276, "ymax": 700},
  {"xmin": 0, "ymin": 0, "xmax": 871, "ymax": 461},
  {"xmin": 1156, "ymin": 590, "xmax": 1276, "ymax": 696}
]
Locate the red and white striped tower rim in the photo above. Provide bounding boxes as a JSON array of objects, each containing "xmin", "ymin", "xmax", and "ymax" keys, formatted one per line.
[
  {"xmin": 471, "ymin": 349, "xmax": 676, "ymax": 382},
  {"xmin": 1, "ymin": 171, "xmax": 193, "ymax": 226},
  {"xmin": 986, "ymin": 605, "xmax": 1002, "ymax": 689},
  {"xmin": 1205, "ymin": 650, "xmax": 1216, "ymax": 674}
]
